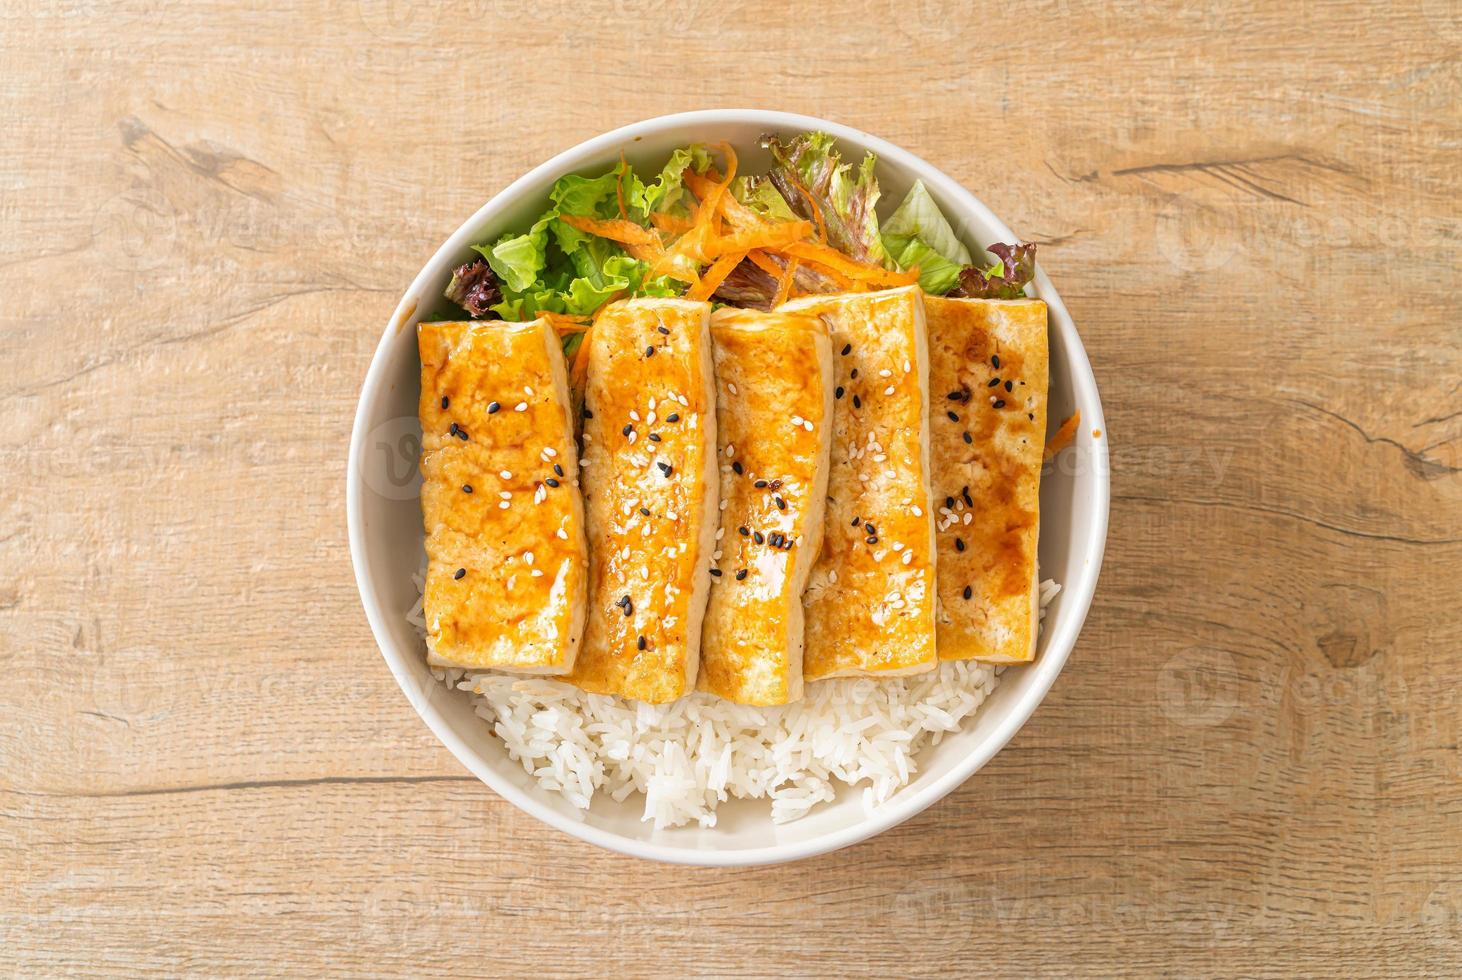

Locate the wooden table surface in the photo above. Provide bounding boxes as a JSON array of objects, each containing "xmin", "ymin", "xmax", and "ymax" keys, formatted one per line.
[{"xmin": 3, "ymin": 1, "xmax": 1459, "ymax": 975}]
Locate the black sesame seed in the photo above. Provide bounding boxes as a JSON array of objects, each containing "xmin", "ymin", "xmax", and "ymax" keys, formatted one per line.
[
  {"xmin": 622, "ymin": 424, "xmax": 633, "ymax": 436},
  {"xmin": 545, "ymin": 478, "xmax": 560, "ymax": 488},
  {"xmin": 738, "ymin": 525, "xmax": 750, "ymax": 536},
  {"xmin": 648, "ymin": 433, "xmax": 662, "ymax": 442},
  {"xmin": 851, "ymin": 515, "xmax": 862, "ymax": 527},
  {"xmin": 732, "ymin": 461, "xmax": 743, "ymax": 475},
  {"xmin": 754, "ymin": 479, "xmax": 768, "ymax": 489},
  {"xmin": 963, "ymin": 585, "xmax": 973, "ymax": 599},
  {"xmin": 441, "ymin": 396, "xmax": 449, "ymax": 409},
  {"xmin": 947, "ymin": 410, "xmax": 959, "ymax": 422},
  {"xmin": 455, "ymin": 427, "xmax": 469, "ymax": 441},
  {"xmin": 769, "ymin": 532, "xmax": 784, "ymax": 547},
  {"xmin": 991, "ymin": 354, "xmax": 1000, "ymax": 368},
  {"xmin": 637, "ymin": 635, "xmax": 647, "ymax": 650},
  {"xmin": 993, "ymin": 399, "xmax": 1006, "ymax": 409},
  {"xmin": 1005, "ymin": 380, "xmax": 1013, "ymax": 393},
  {"xmin": 618, "ymin": 595, "xmax": 633, "ymax": 615},
  {"xmin": 735, "ymin": 569, "xmax": 747, "ymax": 581},
  {"xmin": 449, "ymin": 421, "xmax": 460, "ymax": 436},
  {"xmin": 841, "ymin": 343, "xmax": 852, "ymax": 355},
  {"xmin": 753, "ymin": 531, "xmax": 765, "ymax": 544},
  {"xmin": 947, "ymin": 390, "xmax": 966, "ymax": 401},
  {"xmin": 462, "ymin": 484, "xmax": 473, "ymax": 493},
  {"xmin": 487, "ymin": 401, "xmax": 501, "ymax": 414},
  {"xmin": 645, "ymin": 345, "xmax": 656, "ymax": 357},
  {"xmin": 852, "ymin": 395, "xmax": 862, "ymax": 409},
  {"xmin": 866, "ymin": 535, "xmax": 878, "ymax": 545},
  {"xmin": 582, "ymin": 408, "xmax": 593, "ymax": 419},
  {"xmin": 665, "ymin": 413, "xmax": 679, "ymax": 423},
  {"xmin": 962, "ymin": 488, "xmax": 974, "ymax": 507},
  {"xmin": 553, "ymin": 463, "xmax": 564, "ymax": 477},
  {"xmin": 850, "ymin": 368, "xmax": 859, "ymax": 379},
  {"xmin": 955, "ymin": 538, "xmax": 966, "ymax": 552},
  {"xmin": 988, "ymin": 378, "xmax": 1001, "ymax": 388},
  {"xmin": 639, "ymin": 507, "xmax": 651, "ymax": 517},
  {"xmin": 864, "ymin": 522, "xmax": 876, "ymax": 535},
  {"xmin": 657, "ymin": 462, "xmax": 673, "ymax": 476},
  {"xmin": 454, "ymin": 568, "xmax": 466, "ymax": 580},
  {"xmin": 835, "ymin": 386, "xmax": 845, "ymax": 399},
  {"xmin": 1028, "ymin": 413, "xmax": 1035, "ymax": 421},
  {"xmin": 709, "ymin": 567, "xmax": 722, "ymax": 577},
  {"xmin": 657, "ymin": 325, "xmax": 670, "ymax": 335},
  {"xmin": 616, "ymin": 595, "xmax": 629, "ymax": 607},
  {"xmin": 774, "ymin": 496, "xmax": 786, "ymax": 510},
  {"xmin": 963, "ymin": 431, "xmax": 973, "ymax": 444},
  {"xmin": 944, "ymin": 496, "xmax": 955, "ymax": 508}
]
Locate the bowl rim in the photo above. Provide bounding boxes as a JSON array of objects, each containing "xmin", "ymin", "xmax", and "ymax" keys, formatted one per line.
[{"xmin": 347, "ymin": 108, "xmax": 1109, "ymax": 866}]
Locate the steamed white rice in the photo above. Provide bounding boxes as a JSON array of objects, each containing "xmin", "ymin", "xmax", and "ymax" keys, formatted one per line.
[{"xmin": 408, "ymin": 573, "xmax": 1060, "ymax": 828}]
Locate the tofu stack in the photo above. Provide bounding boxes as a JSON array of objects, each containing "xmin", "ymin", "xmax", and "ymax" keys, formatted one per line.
[
  {"xmin": 566, "ymin": 298, "xmax": 719, "ymax": 703},
  {"xmin": 417, "ymin": 319, "xmax": 588, "ymax": 673},
  {"xmin": 779, "ymin": 286, "xmax": 938, "ymax": 680},
  {"xmin": 698, "ymin": 309, "xmax": 834, "ymax": 706},
  {"xmin": 924, "ymin": 296, "xmax": 1049, "ymax": 663}
]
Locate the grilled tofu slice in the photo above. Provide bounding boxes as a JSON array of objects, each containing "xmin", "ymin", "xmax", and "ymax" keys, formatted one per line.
[
  {"xmin": 566, "ymin": 298, "xmax": 718, "ymax": 703},
  {"xmin": 923, "ymin": 296, "xmax": 1048, "ymax": 664},
  {"xmin": 778, "ymin": 286, "xmax": 937, "ymax": 680},
  {"xmin": 417, "ymin": 319, "xmax": 587, "ymax": 673},
  {"xmin": 698, "ymin": 309, "xmax": 833, "ymax": 706}
]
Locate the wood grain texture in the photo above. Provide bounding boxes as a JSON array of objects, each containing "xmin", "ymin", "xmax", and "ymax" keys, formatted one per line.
[{"xmin": 2, "ymin": 0, "xmax": 1459, "ymax": 975}]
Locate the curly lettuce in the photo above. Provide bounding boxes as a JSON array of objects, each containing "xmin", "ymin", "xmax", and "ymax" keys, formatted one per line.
[{"xmin": 763, "ymin": 132, "xmax": 886, "ymax": 266}]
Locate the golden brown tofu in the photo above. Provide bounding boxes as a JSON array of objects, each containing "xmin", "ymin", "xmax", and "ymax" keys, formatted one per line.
[
  {"xmin": 566, "ymin": 298, "xmax": 718, "ymax": 703},
  {"xmin": 417, "ymin": 319, "xmax": 587, "ymax": 673},
  {"xmin": 924, "ymin": 296, "xmax": 1048, "ymax": 664},
  {"xmin": 778, "ymin": 286, "xmax": 937, "ymax": 680},
  {"xmin": 698, "ymin": 309, "xmax": 833, "ymax": 706}
]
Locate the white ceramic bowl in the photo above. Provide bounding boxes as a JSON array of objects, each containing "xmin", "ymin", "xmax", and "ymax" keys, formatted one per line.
[{"xmin": 348, "ymin": 109, "xmax": 1108, "ymax": 866}]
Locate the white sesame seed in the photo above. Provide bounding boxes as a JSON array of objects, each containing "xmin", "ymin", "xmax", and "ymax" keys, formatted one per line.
[
  {"xmin": 902, "ymin": 550, "xmax": 913, "ymax": 565},
  {"xmin": 712, "ymin": 550, "xmax": 723, "ymax": 561},
  {"xmin": 884, "ymin": 385, "xmax": 895, "ymax": 396},
  {"xmin": 728, "ymin": 382, "xmax": 738, "ymax": 395},
  {"xmin": 725, "ymin": 444, "xmax": 735, "ymax": 458},
  {"xmin": 677, "ymin": 394, "xmax": 689, "ymax": 406},
  {"xmin": 499, "ymin": 491, "xmax": 512, "ymax": 500},
  {"xmin": 628, "ymin": 431, "xmax": 638, "ymax": 444},
  {"xmin": 630, "ymin": 410, "xmax": 640, "ymax": 422},
  {"xmin": 499, "ymin": 470, "xmax": 512, "ymax": 480},
  {"xmin": 873, "ymin": 454, "xmax": 887, "ymax": 463},
  {"xmin": 802, "ymin": 419, "xmax": 814, "ymax": 432},
  {"xmin": 579, "ymin": 458, "xmax": 590, "ymax": 467},
  {"xmin": 911, "ymin": 505, "xmax": 923, "ymax": 517},
  {"xmin": 902, "ymin": 359, "xmax": 911, "ymax": 373},
  {"xmin": 790, "ymin": 415, "xmax": 804, "ymax": 427},
  {"xmin": 534, "ymin": 486, "xmax": 547, "ymax": 504},
  {"xmin": 543, "ymin": 446, "xmax": 557, "ymax": 458},
  {"xmin": 524, "ymin": 551, "xmax": 535, "ymax": 566},
  {"xmin": 514, "ymin": 401, "xmax": 527, "ymax": 412},
  {"xmin": 524, "ymin": 386, "xmax": 534, "ymax": 396},
  {"xmin": 963, "ymin": 512, "xmax": 973, "ymax": 525},
  {"xmin": 715, "ymin": 528, "xmax": 724, "ymax": 540},
  {"xmin": 647, "ymin": 411, "xmax": 656, "ymax": 425},
  {"xmin": 879, "ymin": 368, "xmax": 892, "ymax": 378},
  {"xmin": 666, "ymin": 511, "xmax": 678, "ymax": 521},
  {"xmin": 719, "ymin": 499, "xmax": 728, "ymax": 510},
  {"xmin": 556, "ymin": 528, "xmax": 568, "ymax": 540},
  {"xmin": 498, "ymin": 501, "xmax": 510, "ymax": 509},
  {"xmin": 530, "ymin": 569, "xmax": 543, "ymax": 577}
]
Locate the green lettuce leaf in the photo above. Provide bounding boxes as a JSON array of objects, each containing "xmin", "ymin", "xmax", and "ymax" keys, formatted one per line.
[
  {"xmin": 763, "ymin": 132, "xmax": 886, "ymax": 265},
  {"xmin": 881, "ymin": 180, "xmax": 973, "ymax": 267},
  {"xmin": 733, "ymin": 175, "xmax": 798, "ymax": 221},
  {"xmin": 883, "ymin": 233, "xmax": 964, "ymax": 295},
  {"xmin": 629, "ymin": 144, "xmax": 711, "ymax": 219}
]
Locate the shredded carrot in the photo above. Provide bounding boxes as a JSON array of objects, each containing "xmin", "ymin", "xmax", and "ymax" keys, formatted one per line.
[
  {"xmin": 570, "ymin": 324, "xmax": 593, "ymax": 391},
  {"xmin": 1044, "ymin": 410, "xmax": 1082, "ymax": 460},
  {"xmin": 745, "ymin": 249, "xmax": 784, "ymax": 279},
  {"xmin": 781, "ymin": 241, "xmax": 916, "ymax": 287},
  {"xmin": 704, "ymin": 220, "xmax": 813, "ymax": 259},
  {"xmin": 686, "ymin": 251, "xmax": 747, "ymax": 302},
  {"xmin": 772, "ymin": 256, "xmax": 800, "ymax": 306},
  {"xmin": 650, "ymin": 144, "xmax": 737, "ymax": 278},
  {"xmin": 558, "ymin": 214, "xmax": 659, "ymax": 247},
  {"xmin": 540, "ymin": 311, "xmax": 590, "ymax": 335},
  {"xmin": 685, "ymin": 171, "xmax": 767, "ymax": 232},
  {"xmin": 648, "ymin": 211, "xmax": 694, "ymax": 235},
  {"xmin": 793, "ymin": 255, "xmax": 858, "ymax": 290}
]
